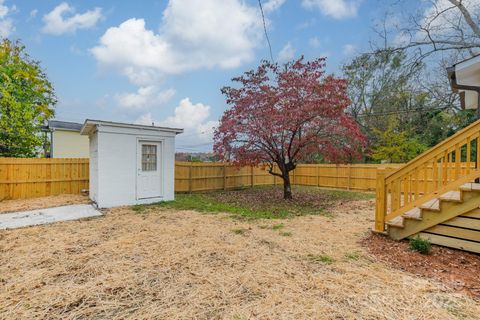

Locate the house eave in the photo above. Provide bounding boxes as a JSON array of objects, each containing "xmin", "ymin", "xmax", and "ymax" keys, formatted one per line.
[{"xmin": 448, "ymin": 55, "xmax": 480, "ymax": 110}]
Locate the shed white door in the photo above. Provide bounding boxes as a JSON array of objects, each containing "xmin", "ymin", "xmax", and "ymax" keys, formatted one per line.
[{"xmin": 137, "ymin": 141, "xmax": 162, "ymax": 199}]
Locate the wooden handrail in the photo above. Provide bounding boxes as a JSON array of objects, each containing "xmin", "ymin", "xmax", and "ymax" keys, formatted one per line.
[
  {"xmin": 375, "ymin": 118, "xmax": 480, "ymax": 232},
  {"xmin": 385, "ymin": 119, "xmax": 480, "ymax": 182},
  {"xmin": 384, "ymin": 170, "xmax": 480, "ymax": 221}
]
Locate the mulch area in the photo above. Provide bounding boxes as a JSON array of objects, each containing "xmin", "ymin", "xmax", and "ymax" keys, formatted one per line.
[{"xmin": 363, "ymin": 233, "xmax": 480, "ymax": 300}]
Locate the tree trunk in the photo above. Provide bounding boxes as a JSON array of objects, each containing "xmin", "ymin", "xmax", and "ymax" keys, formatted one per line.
[{"xmin": 282, "ymin": 171, "xmax": 292, "ymax": 200}]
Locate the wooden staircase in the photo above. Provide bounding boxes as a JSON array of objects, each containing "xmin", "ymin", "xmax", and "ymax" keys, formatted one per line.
[{"xmin": 375, "ymin": 119, "xmax": 480, "ymax": 253}]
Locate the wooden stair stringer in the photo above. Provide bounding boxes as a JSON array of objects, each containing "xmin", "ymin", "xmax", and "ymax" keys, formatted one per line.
[{"xmin": 388, "ymin": 189, "xmax": 480, "ymax": 240}]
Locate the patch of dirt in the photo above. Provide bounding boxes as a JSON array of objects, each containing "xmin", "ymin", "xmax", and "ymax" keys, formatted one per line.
[
  {"xmin": 1, "ymin": 193, "xmax": 479, "ymax": 319},
  {"xmin": 0, "ymin": 194, "xmax": 90, "ymax": 214},
  {"xmin": 363, "ymin": 233, "xmax": 480, "ymax": 300}
]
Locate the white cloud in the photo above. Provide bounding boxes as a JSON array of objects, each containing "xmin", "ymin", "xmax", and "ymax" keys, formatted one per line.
[
  {"xmin": 278, "ymin": 42, "xmax": 295, "ymax": 62},
  {"xmin": 29, "ymin": 9, "xmax": 38, "ymax": 19},
  {"xmin": 309, "ymin": 36, "xmax": 321, "ymax": 48},
  {"xmin": 343, "ymin": 44, "xmax": 356, "ymax": 56},
  {"xmin": 135, "ymin": 98, "xmax": 218, "ymax": 146},
  {"xmin": 263, "ymin": 0, "xmax": 286, "ymax": 12},
  {"xmin": 0, "ymin": 18, "xmax": 12, "ymax": 38},
  {"xmin": 418, "ymin": 0, "xmax": 480, "ymax": 39},
  {"xmin": 0, "ymin": 1, "xmax": 8, "ymax": 17},
  {"xmin": 393, "ymin": 31, "xmax": 410, "ymax": 47},
  {"xmin": 0, "ymin": 0, "xmax": 14, "ymax": 38},
  {"xmin": 91, "ymin": 0, "xmax": 263, "ymax": 84},
  {"xmin": 301, "ymin": 0, "xmax": 360, "ymax": 19},
  {"xmin": 42, "ymin": 2, "xmax": 103, "ymax": 35},
  {"xmin": 135, "ymin": 113, "xmax": 156, "ymax": 126},
  {"xmin": 115, "ymin": 87, "xmax": 175, "ymax": 110}
]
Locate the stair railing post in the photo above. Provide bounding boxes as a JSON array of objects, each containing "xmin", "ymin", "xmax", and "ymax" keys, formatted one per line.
[{"xmin": 375, "ymin": 168, "xmax": 386, "ymax": 233}]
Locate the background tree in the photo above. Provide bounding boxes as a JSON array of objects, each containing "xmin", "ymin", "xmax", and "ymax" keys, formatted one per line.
[
  {"xmin": 378, "ymin": 0, "xmax": 480, "ymax": 63},
  {"xmin": 214, "ymin": 57, "xmax": 366, "ymax": 199},
  {"xmin": 340, "ymin": 0, "xmax": 480, "ymax": 164},
  {"xmin": 0, "ymin": 39, "xmax": 56, "ymax": 157},
  {"xmin": 371, "ymin": 117, "xmax": 427, "ymax": 163},
  {"xmin": 342, "ymin": 48, "xmax": 475, "ymax": 162}
]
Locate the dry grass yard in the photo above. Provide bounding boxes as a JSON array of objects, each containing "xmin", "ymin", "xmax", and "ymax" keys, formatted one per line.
[
  {"xmin": 1, "ymin": 187, "xmax": 479, "ymax": 319},
  {"xmin": 0, "ymin": 194, "xmax": 90, "ymax": 214}
]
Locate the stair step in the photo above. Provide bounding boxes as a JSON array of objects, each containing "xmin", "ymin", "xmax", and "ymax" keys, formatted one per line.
[
  {"xmin": 386, "ymin": 216, "xmax": 404, "ymax": 228},
  {"xmin": 403, "ymin": 207, "xmax": 422, "ymax": 220},
  {"xmin": 420, "ymin": 198, "xmax": 440, "ymax": 211},
  {"xmin": 439, "ymin": 190, "xmax": 462, "ymax": 202},
  {"xmin": 386, "ymin": 183, "xmax": 479, "ymax": 234},
  {"xmin": 386, "ymin": 207, "xmax": 422, "ymax": 229},
  {"xmin": 460, "ymin": 183, "xmax": 480, "ymax": 192}
]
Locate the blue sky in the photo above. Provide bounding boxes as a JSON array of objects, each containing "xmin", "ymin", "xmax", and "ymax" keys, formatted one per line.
[{"xmin": 1, "ymin": 0, "xmax": 419, "ymax": 151}]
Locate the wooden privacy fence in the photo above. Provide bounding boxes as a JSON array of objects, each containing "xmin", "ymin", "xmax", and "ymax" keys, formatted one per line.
[
  {"xmin": 174, "ymin": 162, "xmax": 402, "ymax": 193},
  {"xmin": 0, "ymin": 158, "xmax": 402, "ymax": 200},
  {"xmin": 0, "ymin": 158, "xmax": 89, "ymax": 200}
]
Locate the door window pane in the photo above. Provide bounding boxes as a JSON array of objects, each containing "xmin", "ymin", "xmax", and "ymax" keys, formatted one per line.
[{"xmin": 142, "ymin": 144, "xmax": 157, "ymax": 171}]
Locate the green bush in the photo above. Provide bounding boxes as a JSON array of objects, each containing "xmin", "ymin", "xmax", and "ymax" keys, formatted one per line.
[{"xmin": 409, "ymin": 236, "xmax": 431, "ymax": 254}]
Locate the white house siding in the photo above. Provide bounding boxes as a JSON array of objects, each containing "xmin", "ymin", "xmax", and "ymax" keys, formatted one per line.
[{"xmin": 52, "ymin": 130, "xmax": 90, "ymax": 158}]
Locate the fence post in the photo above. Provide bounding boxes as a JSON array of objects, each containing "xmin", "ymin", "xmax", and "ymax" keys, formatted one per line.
[
  {"xmin": 223, "ymin": 163, "xmax": 227, "ymax": 191},
  {"xmin": 336, "ymin": 165, "xmax": 339, "ymax": 188},
  {"xmin": 188, "ymin": 164, "xmax": 193, "ymax": 193},
  {"xmin": 251, "ymin": 165, "xmax": 254, "ymax": 188},
  {"xmin": 317, "ymin": 165, "xmax": 320, "ymax": 187},
  {"xmin": 347, "ymin": 164, "xmax": 351, "ymax": 190},
  {"xmin": 375, "ymin": 168, "xmax": 386, "ymax": 233}
]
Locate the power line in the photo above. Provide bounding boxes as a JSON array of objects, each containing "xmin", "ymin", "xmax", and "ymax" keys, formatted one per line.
[
  {"xmin": 258, "ymin": 0, "xmax": 274, "ymax": 63},
  {"xmin": 353, "ymin": 106, "xmax": 452, "ymax": 118}
]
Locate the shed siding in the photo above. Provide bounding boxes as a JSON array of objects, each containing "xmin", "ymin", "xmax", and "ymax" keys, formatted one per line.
[
  {"xmin": 90, "ymin": 124, "xmax": 176, "ymax": 208},
  {"xmin": 89, "ymin": 132, "xmax": 98, "ymax": 202}
]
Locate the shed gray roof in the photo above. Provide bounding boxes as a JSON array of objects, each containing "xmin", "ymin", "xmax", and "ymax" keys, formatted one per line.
[
  {"xmin": 48, "ymin": 120, "xmax": 83, "ymax": 131},
  {"xmin": 80, "ymin": 119, "xmax": 184, "ymax": 136}
]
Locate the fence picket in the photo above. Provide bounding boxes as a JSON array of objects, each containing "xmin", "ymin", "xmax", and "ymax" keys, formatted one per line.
[{"xmin": 1, "ymin": 158, "xmax": 403, "ymax": 200}]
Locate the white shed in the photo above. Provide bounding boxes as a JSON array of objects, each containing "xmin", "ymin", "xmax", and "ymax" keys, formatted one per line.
[{"xmin": 80, "ymin": 120, "xmax": 183, "ymax": 208}]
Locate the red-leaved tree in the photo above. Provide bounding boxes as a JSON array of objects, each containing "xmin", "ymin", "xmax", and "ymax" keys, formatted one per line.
[{"xmin": 214, "ymin": 57, "xmax": 366, "ymax": 199}]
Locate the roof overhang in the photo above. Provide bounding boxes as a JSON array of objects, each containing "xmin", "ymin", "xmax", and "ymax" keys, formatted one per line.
[
  {"xmin": 80, "ymin": 119, "xmax": 184, "ymax": 136},
  {"xmin": 48, "ymin": 120, "xmax": 83, "ymax": 131},
  {"xmin": 448, "ymin": 54, "xmax": 480, "ymax": 110}
]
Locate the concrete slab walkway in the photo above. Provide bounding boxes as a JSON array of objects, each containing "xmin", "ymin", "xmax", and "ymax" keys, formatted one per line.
[{"xmin": 0, "ymin": 204, "xmax": 102, "ymax": 230}]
